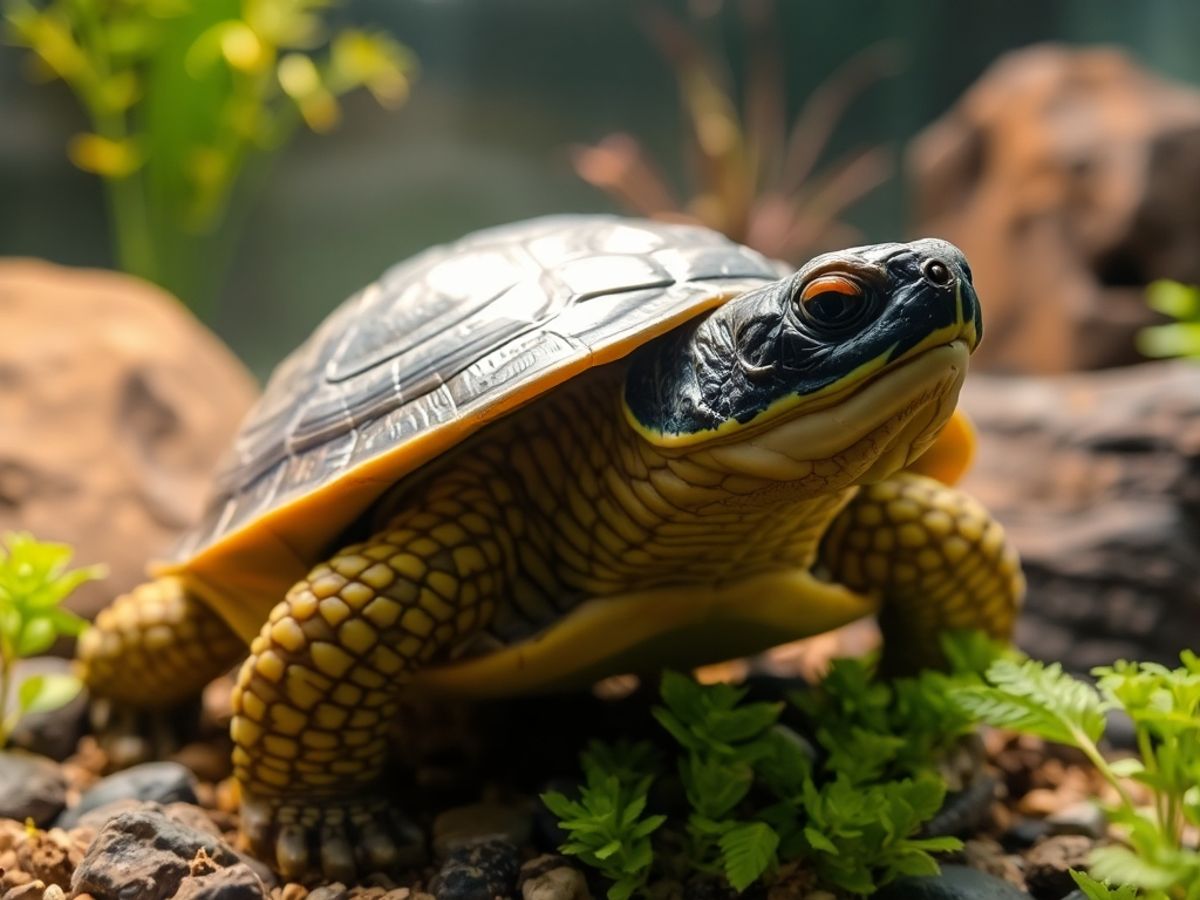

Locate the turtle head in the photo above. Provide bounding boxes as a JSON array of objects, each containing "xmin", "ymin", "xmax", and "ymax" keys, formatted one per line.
[{"xmin": 622, "ymin": 238, "xmax": 981, "ymax": 490}]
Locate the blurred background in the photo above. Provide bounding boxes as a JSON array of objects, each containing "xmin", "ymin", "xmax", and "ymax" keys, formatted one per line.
[
  {"xmin": 3, "ymin": 0, "xmax": 1200, "ymax": 672},
  {"xmin": 5, "ymin": 0, "xmax": 1200, "ymax": 372}
]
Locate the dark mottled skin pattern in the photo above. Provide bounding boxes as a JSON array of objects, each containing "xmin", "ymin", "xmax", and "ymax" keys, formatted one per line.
[{"xmin": 625, "ymin": 239, "xmax": 981, "ymax": 436}]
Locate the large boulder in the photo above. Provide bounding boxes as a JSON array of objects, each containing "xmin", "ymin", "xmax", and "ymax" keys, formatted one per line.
[
  {"xmin": 0, "ymin": 260, "xmax": 257, "ymax": 620},
  {"xmin": 909, "ymin": 44, "xmax": 1200, "ymax": 374},
  {"xmin": 961, "ymin": 361, "xmax": 1200, "ymax": 670}
]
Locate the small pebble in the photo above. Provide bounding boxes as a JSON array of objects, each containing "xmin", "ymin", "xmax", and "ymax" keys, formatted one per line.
[
  {"xmin": 1045, "ymin": 801, "xmax": 1107, "ymax": 840},
  {"xmin": 0, "ymin": 752, "xmax": 68, "ymax": 826},
  {"xmin": 519, "ymin": 855, "xmax": 589, "ymax": 900},
  {"xmin": 961, "ymin": 838, "xmax": 1027, "ymax": 890},
  {"xmin": 432, "ymin": 802, "xmax": 532, "ymax": 858},
  {"xmin": 58, "ymin": 762, "xmax": 198, "ymax": 828},
  {"xmin": 306, "ymin": 885, "xmax": 349, "ymax": 900},
  {"xmin": 521, "ymin": 867, "xmax": 589, "ymax": 900},
  {"xmin": 1003, "ymin": 816, "xmax": 1051, "ymax": 850},
  {"xmin": 429, "ymin": 839, "xmax": 520, "ymax": 900},
  {"xmin": 1024, "ymin": 835, "xmax": 1094, "ymax": 899}
]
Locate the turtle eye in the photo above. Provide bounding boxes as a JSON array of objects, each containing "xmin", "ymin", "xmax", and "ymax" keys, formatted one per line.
[
  {"xmin": 795, "ymin": 274, "xmax": 872, "ymax": 336},
  {"xmin": 921, "ymin": 258, "xmax": 954, "ymax": 287}
]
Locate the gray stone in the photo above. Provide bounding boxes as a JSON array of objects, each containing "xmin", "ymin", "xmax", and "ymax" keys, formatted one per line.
[
  {"xmin": 6, "ymin": 658, "xmax": 88, "ymax": 762},
  {"xmin": 874, "ymin": 865, "xmax": 1033, "ymax": 898},
  {"xmin": 430, "ymin": 839, "xmax": 520, "ymax": 900},
  {"xmin": 0, "ymin": 751, "xmax": 67, "ymax": 826},
  {"xmin": 171, "ymin": 863, "xmax": 265, "ymax": 900},
  {"xmin": 58, "ymin": 761, "xmax": 197, "ymax": 828},
  {"xmin": 432, "ymin": 801, "xmax": 533, "ymax": 858},
  {"xmin": 1046, "ymin": 802, "xmax": 1108, "ymax": 840},
  {"xmin": 70, "ymin": 808, "xmax": 241, "ymax": 900},
  {"xmin": 961, "ymin": 362, "xmax": 1200, "ymax": 670}
]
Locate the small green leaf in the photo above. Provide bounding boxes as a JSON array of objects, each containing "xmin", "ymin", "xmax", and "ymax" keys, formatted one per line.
[
  {"xmin": 17, "ymin": 672, "xmax": 81, "ymax": 715},
  {"xmin": 15, "ymin": 616, "xmax": 57, "ymax": 656},
  {"xmin": 803, "ymin": 826, "xmax": 838, "ymax": 854},
  {"xmin": 719, "ymin": 821, "xmax": 778, "ymax": 892},
  {"xmin": 1069, "ymin": 869, "xmax": 1140, "ymax": 900}
]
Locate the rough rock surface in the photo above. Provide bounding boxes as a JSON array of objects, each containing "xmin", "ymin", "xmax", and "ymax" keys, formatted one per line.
[
  {"xmin": 962, "ymin": 361, "xmax": 1200, "ymax": 669},
  {"xmin": 171, "ymin": 861, "xmax": 266, "ymax": 899},
  {"xmin": 428, "ymin": 839, "xmax": 520, "ymax": 900},
  {"xmin": 909, "ymin": 44, "xmax": 1200, "ymax": 374},
  {"xmin": 0, "ymin": 260, "xmax": 257, "ymax": 620},
  {"xmin": 0, "ymin": 752, "xmax": 68, "ymax": 826},
  {"xmin": 58, "ymin": 761, "xmax": 198, "ymax": 828},
  {"xmin": 70, "ymin": 808, "xmax": 242, "ymax": 900}
]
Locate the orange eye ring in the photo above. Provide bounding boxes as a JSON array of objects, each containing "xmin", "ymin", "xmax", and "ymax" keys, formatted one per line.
[{"xmin": 799, "ymin": 274, "xmax": 862, "ymax": 303}]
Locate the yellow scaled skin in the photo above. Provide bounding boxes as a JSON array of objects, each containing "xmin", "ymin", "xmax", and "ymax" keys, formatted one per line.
[{"xmin": 77, "ymin": 346, "xmax": 1022, "ymax": 881}]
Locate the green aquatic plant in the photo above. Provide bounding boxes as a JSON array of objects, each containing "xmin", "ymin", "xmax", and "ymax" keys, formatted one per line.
[
  {"xmin": 544, "ymin": 631, "xmax": 1007, "ymax": 896},
  {"xmin": 3, "ymin": 0, "xmax": 415, "ymax": 314},
  {"xmin": 0, "ymin": 533, "xmax": 104, "ymax": 748},
  {"xmin": 955, "ymin": 652, "xmax": 1200, "ymax": 899},
  {"xmin": 1138, "ymin": 280, "xmax": 1200, "ymax": 359}
]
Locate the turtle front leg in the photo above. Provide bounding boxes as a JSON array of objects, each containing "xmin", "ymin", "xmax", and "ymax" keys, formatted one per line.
[
  {"xmin": 819, "ymin": 472, "xmax": 1024, "ymax": 673},
  {"xmin": 231, "ymin": 497, "xmax": 509, "ymax": 881}
]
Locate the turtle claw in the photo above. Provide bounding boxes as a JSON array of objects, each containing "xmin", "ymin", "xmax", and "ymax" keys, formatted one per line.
[{"xmin": 241, "ymin": 793, "xmax": 424, "ymax": 881}]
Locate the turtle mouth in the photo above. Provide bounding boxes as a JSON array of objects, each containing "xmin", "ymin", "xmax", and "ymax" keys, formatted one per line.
[{"xmin": 692, "ymin": 339, "xmax": 970, "ymax": 483}]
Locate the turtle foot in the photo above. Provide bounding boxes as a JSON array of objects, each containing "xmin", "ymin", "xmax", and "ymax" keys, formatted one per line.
[{"xmin": 240, "ymin": 792, "xmax": 425, "ymax": 882}]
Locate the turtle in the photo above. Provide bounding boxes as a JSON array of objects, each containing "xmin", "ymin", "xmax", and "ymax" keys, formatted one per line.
[{"xmin": 77, "ymin": 215, "xmax": 1023, "ymax": 881}]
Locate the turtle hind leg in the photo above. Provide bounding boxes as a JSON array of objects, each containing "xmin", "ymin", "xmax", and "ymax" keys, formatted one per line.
[
  {"xmin": 819, "ymin": 472, "xmax": 1024, "ymax": 674},
  {"xmin": 78, "ymin": 576, "xmax": 245, "ymax": 708},
  {"xmin": 231, "ymin": 484, "xmax": 508, "ymax": 881},
  {"xmin": 77, "ymin": 576, "xmax": 246, "ymax": 765}
]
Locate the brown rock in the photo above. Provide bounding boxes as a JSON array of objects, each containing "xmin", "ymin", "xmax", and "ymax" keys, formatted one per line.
[
  {"xmin": 962, "ymin": 361, "xmax": 1200, "ymax": 669},
  {"xmin": 70, "ymin": 808, "xmax": 241, "ymax": 900},
  {"xmin": 909, "ymin": 44, "xmax": 1200, "ymax": 373},
  {"xmin": 172, "ymin": 863, "xmax": 265, "ymax": 900},
  {"xmin": 16, "ymin": 829, "xmax": 78, "ymax": 891},
  {"xmin": 0, "ymin": 260, "xmax": 257, "ymax": 621}
]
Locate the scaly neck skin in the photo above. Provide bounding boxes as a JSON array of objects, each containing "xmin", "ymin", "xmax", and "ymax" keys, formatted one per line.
[{"xmin": 499, "ymin": 365, "xmax": 857, "ymax": 600}]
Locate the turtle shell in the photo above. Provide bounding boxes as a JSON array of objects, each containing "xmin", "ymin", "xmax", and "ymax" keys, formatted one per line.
[{"xmin": 164, "ymin": 215, "xmax": 780, "ymax": 640}]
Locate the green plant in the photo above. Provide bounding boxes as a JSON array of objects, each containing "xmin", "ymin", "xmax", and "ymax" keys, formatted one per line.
[
  {"xmin": 0, "ymin": 533, "xmax": 104, "ymax": 748},
  {"xmin": 541, "ymin": 741, "xmax": 667, "ymax": 900},
  {"xmin": 1072, "ymin": 870, "xmax": 1140, "ymax": 900},
  {"xmin": 544, "ymin": 632, "xmax": 1007, "ymax": 896},
  {"xmin": 4, "ymin": 0, "xmax": 414, "ymax": 314},
  {"xmin": 955, "ymin": 652, "xmax": 1200, "ymax": 899},
  {"xmin": 1138, "ymin": 280, "xmax": 1200, "ymax": 359}
]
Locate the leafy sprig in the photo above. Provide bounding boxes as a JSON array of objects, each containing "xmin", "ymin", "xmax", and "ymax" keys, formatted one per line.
[
  {"xmin": 540, "ymin": 741, "xmax": 667, "ymax": 900},
  {"xmin": 0, "ymin": 533, "xmax": 105, "ymax": 747},
  {"xmin": 545, "ymin": 634, "xmax": 1008, "ymax": 896},
  {"xmin": 954, "ymin": 652, "xmax": 1200, "ymax": 899}
]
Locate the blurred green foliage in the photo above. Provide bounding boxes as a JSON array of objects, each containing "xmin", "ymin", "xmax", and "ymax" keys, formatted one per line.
[
  {"xmin": 0, "ymin": 533, "xmax": 104, "ymax": 748},
  {"xmin": 1139, "ymin": 280, "xmax": 1200, "ymax": 360},
  {"xmin": 3, "ymin": 0, "xmax": 414, "ymax": 315}
]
